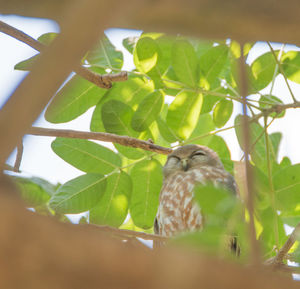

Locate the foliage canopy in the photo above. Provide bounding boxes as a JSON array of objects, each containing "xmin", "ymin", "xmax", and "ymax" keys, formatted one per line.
[{"xmin": 11, "ymin": 32, "xmax": 300, "ymax": 262}]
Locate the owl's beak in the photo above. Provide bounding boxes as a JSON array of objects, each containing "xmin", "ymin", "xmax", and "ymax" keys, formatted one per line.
[{"xmin": 181, "ymin": 158, "xmax": 189, "ymax": 171}]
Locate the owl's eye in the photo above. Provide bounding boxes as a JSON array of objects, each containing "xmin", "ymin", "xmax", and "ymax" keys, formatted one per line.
[
  {"xmin": 168, "ymin": 156, "xmax": 181, "ymax": 163},
  {"xmin": 192, "ymin": 151, "xmax": 206, "ymax": 158}
]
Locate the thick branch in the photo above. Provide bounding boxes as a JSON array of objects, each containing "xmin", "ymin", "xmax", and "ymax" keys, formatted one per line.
[
  {"xmin": 27, "ymin": 127, "xmax": 172, "ymax": 155},
  {"xmin": 239, "ymin": 45, "xmax": 261, "ymax": 265},
  {"xmin": 0, "ymin": 20, "xmax": 127, "ymax": 89}
]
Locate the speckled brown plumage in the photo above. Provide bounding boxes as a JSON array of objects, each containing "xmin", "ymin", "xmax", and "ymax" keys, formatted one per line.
[{"xmin": 154, "ymin": 144, "xmax": 237, "ymax": 245}]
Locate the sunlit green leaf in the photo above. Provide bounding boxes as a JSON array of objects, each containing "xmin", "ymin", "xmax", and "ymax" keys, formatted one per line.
[
  {"xmin": 257, "ymin": 207, "xmax": 286, "ymax": 255},
  {"xmin": 249, "ymin": 51, "xmax": 277, "ymax": 92},
  {"xmin": 131, "ymin": 90, "xmax": 164, "ymax": 132},
  {"xmin": 87, "ymin": 34, "xmax": 123, "ymax": 69},
  {"xmin": 90, "ymin": 76, "xmax": 154, "ymax": 132},
  {"xmin": 259, "ymin": 95, "xmax": 285, "ymax": 118},
  {"xmin": 134, "ymin": 36, "xmax": 161, "ymax": 74},
  {"xmin": 188, "ymin": 113, "xmax": 215, "ymax": 145},
  {"xmin": 281, "ymin": 51, "xmax": 300, "ymax": 84},
  {"xmin": 51, "ymin": 138, "xmax": 121, "ymax": 174},
  {"xmin": 273, "ymin": 164, "xmax": 300, "ymax": 212},
  {"xmin": 37, "ymin": 32, "xmax": 57, "ymax": 45},
  {"xmin": 45, "ymin": 74, "xmax": 106, "ymax": 123},
  {"xmin": 14, "ymin": 54, "xmax": 39, "ymax": 71},
  {"xmin": 172, "ymin": 40, "xmax": 198, "ymax": 87},
  {"xmin": 156, "ymin": 116, "xmax": 179, "ymax": 143},
  {"xmin": 12, "ymin": 176, "xmax": 54, "ymax": 207},
  {"xmin": 130, "ymin": 159, "xmax": 162, "ymax": 229},
  {"xmin": 234, "ymin": 115, "xmax": 281, "ymax": 171},
  {"xmin": 213, "ymin": 99, "xmax": 233, "ymax": 128},
  {"xmin": 90, "ymin": 171, "xmax": 132, "ymax": 227},
  {"xmin": 49, "ymin": 173, "xmax": 106, "ymax": 214},
  {"xmin": 14, "ymin": 32, "xmax": 58, "ymax": 71},
  {"xmin": 101, "ymin": 99, "xmax": 137, "ymax": 136},
  {"xmin": 199, "ymin": 44, "xmax": 229, "ymax": 89},
  {"xmin": 166, "ymin": 91, "xmax": 203, "ymax": 139},
  {"xmin": 194, "ymin": 184, "xmax": 237, "ymax": 219},
  {"xmin": 230, "ymin": 41, "xmax": 253, "ymax": 58}
]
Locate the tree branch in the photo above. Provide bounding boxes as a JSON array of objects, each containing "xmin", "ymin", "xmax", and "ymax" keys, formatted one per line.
[
  {"xmin": 265, "ymin": 222, "xmax": 300, "ymax": 268},
  {"xmin": 0, "ymin": 20, "xmax": 127, "ymax": 89},
  {"xmin": 27, "ymin": 127, "xmax": 172, "ymax": 155},
  {"xmin": 89, "ymin": 224, "xmax": 168, "ymax": 242},
  {"xmin": 13, "ymin": 141, "xmax": 23, "ymax": 173},
  {"xmin": 239, "ymin": 44, "xmax": 261, "ymax": 266},
  {"xmin": 267, "ymin": 41, "xmax": 297, "ymax": 103}
]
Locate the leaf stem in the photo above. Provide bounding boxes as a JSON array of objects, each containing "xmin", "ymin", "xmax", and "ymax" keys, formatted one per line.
[
  {"xmin": 267, "ymin": 41, "xmax": 297, "ymax": 103},
  {"xmin": 263, "ymin": 116, "xmax": 279, "ymax": 249}
]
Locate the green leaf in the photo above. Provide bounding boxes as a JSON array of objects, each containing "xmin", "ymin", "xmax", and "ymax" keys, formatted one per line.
[
  {"xmin": 281, "ymin": 50, "xmax": 300, "ymax": 84},
  {"xmin": 37, "ymin": 32, "xmax": 57, "ymax": 45},
  {"xmin": 194, "ymin": 184, "xmax": 237, "ymax": 219},
  {"xmin": 273, "ymin": 164, "xmax": 300, "ymax": 212},
  {"xmin": 234, "ymin": 115, "xmax": 281, "ymax": 171},
  {"xmin": 89, "ymin": 171, "xmax": 132, "ymax": 227},
  {"xmin": 90, "ymin": 76, "xmax": 154, "ymax": 132},
  {"xmin": 14, "ymin": 32, "xmax": 58, "ymax": 71},
  {"xmin": 49, "ymin": 173, "xmax": 106, "ymax": 214},
  {"xmin": 249, "ymin": 51, "xmax": 277, "ymax": 92},
  {"xmin": 259, "ymin": 95, "xmax": 285, "ymax": 118},
  {"xmin": 134, "ymin": 36, "xmax": 161, "ymax": 74},
  {"xmin": 101, "ymin": 99, "xmax": 137, "ymax": 136},
  {"xmin": 230, "ymin": 41, "xmax": 253, "ymax": 58},
  {"xmin": 14, "ymin": 54, "xmax": 39, "ymax": 71},
  {"xmin": 166, "ymin": 91, "xmax": 203, "ymax": 139},
  {"xmin": 258, "ymin": 207, "xmax": 286, "ymax": 255},
  {"xmin": 122, "ymin": 36, "xmax": 138, "ymax": 54},
  {"xmin": 199, "ymin": 44, "xmax": 229, "ymax": 89},
  {"xmin": 156, "ymin": 116, "xmax": 179, "ymax": 143},
  {"xmin": 213, "ymin": 99, "xmax": 233, "ymax": 128},
  {"xmin": 206, "ymin": 135, "xmax": 233, "ymax": 173},
  {"xmin": 101, "ymin": 99, "xmax": 147, "ymax": 160},
  {"xmin": 189, "ymin": 113, "xmax": 215, "ymax": 145},
  {"xmin": 87, "ymin": 34, "xmax": 123, "ymax": 69},
  {"xmin": 45, "ymin": 74, "xmax": 106, "ymax": 123},
  {"xmin": 131, "ymin": 90, "xmax": 164, "ymax": 132},
  {"xmin": 172, "ymin": 40, "xmax": 198, "ymax": 87},
  {"xmin": 51, "ymin": 138, "xmax": 121, "ymax": 174},
  {"xmin": 12, "ymin": 176, "xmax": 54, "ymax": 207},
  {"xmin": 280, "ymin": 209, "xmax": 300, "ymax": 227},
  {"xmin": 130, "ymin": 159, "xmax": 163, "ymax": 229}
]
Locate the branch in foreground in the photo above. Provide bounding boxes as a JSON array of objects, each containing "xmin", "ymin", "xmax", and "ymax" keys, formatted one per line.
[
  {"xmin": 27, "ymin": 127, "xmax": 172, "ymax": 155},
  {"xmin": 0, "ymin": 20, "xmax": 127, "ymax": 89}
]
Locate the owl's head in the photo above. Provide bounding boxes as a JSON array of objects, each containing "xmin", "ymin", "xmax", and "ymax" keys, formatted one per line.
[{"xmin": 163, "ymin": 144, "xmax": 224, "ymax": 178}]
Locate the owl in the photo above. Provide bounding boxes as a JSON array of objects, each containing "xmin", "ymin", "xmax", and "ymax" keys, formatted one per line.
[{"xmin": 154, "ymin": 144, "xmax": 238, "ymax": 251}]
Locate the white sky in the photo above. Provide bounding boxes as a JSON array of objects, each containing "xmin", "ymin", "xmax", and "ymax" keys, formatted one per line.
[{"xmin": 1, "ymin": 15, "xmax": 300, "ymax": 185}]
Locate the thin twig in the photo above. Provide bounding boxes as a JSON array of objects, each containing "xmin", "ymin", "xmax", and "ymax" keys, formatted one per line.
[
  {"xmin": 89, "ymin": 224, "xmax": 168, "ymax": 241},
  {"xmin": 265, "ymin": 222, "xmax": 300, "ymax": 267},
  {"xmin": 0, "ymin": 20, "xmax": 127, "ymax": 89},
  {"xmin": 267, "ymin": 41, "xmax": 297, "ymax": 103},
  {"xmin": 27, "ymin": 127, "xmax": 172, "ymax": 155},
  {"xmin": 239, "ymin": 44, "xmax": 261, "ymax": 266},
  {"xmin": 263, "ymin": 117, "xmax": 279, "ymax": 249},
  {"xmin": 13, "ymin": 141, "xmax": 24, "ymax": 173}
]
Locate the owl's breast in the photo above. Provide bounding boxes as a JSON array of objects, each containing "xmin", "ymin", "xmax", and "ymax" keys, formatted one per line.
[
  {"xmin": 156, "ymin": 167, "xmax": 233, "ymax": 237},
  {"xmin": 156, "ymin": 169, "xmax": 204, "ymax": 237}
]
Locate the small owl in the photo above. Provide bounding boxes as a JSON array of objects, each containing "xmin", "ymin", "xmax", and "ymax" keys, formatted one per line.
[{"xmin": 154, "ymin": 144, "xmax": 238, "ymax": 250}]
